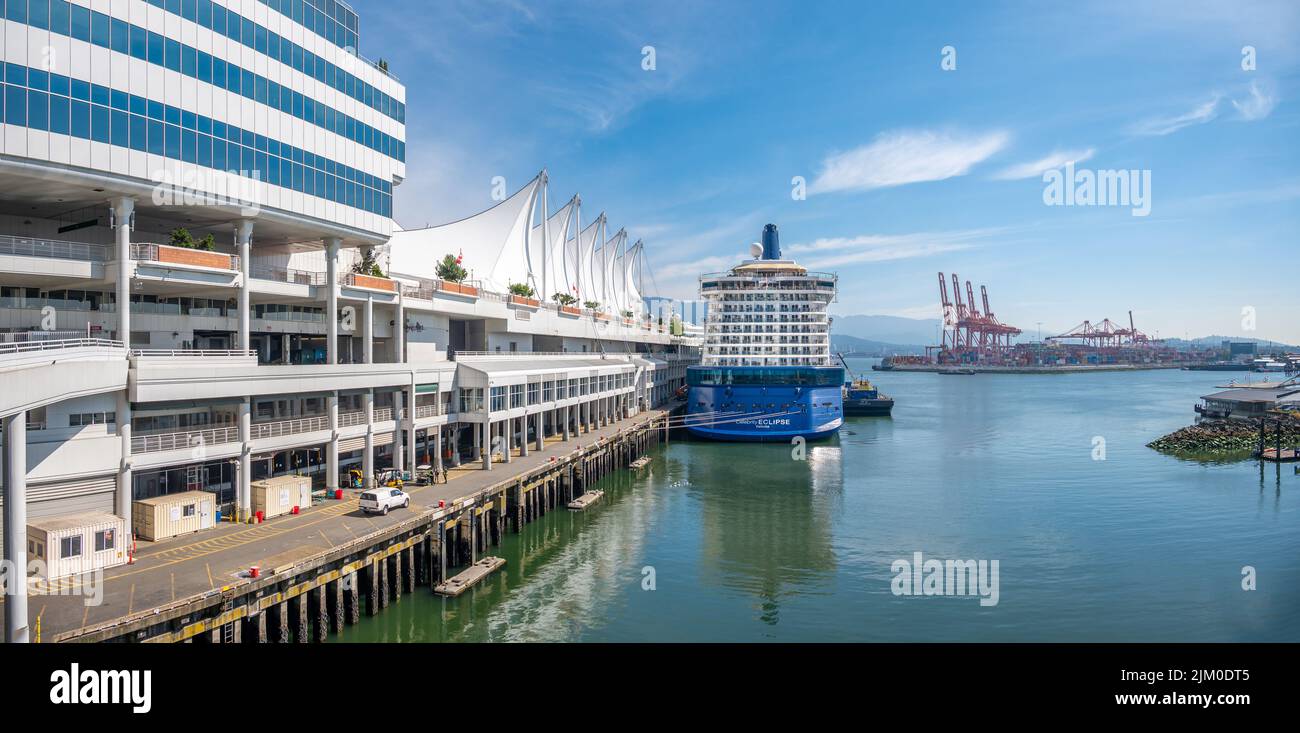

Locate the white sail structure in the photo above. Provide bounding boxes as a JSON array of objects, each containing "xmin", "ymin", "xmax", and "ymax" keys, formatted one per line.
[
  {"xmin": 623, "ymin": 240, "xmax": 645, "ymax": 316},
  {"xmin": 530, "ymin": 194, "xmax": 575, "ymax": 299},
  {"xmin": 387, "ymin": 172, "xmax": 542, "ymax": 292},
  {"xmin": 575, "ymin": 213, "xmax": 603, "ymax": 304},
  {"xmin": 603, "ymin": 228, "xmax": 627, "ymax": 313}
]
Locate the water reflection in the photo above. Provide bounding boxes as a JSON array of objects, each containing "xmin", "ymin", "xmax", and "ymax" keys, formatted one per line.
[{"xmin": 685, "ymin": 437, "xmax": 843, "ymax": 626}]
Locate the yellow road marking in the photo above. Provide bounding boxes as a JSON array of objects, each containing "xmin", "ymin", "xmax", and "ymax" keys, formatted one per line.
[
  {"xmin": 205, "ymin": 563, "xmax": 214, "ymax": 590},
  {"xmin": 127, "ymin": 584, "xmax": 135, "ymax": 615}
]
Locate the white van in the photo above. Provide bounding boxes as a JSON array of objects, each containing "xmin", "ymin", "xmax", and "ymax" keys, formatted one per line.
[{"xmin": 359, "ymin": 487, "xmax": 410, "ymax": 515}]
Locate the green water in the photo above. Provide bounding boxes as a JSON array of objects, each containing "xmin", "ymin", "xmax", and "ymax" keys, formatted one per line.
[{"xmin": 333, "ymin": 363, "xmax": 1299, "ymax": 642}]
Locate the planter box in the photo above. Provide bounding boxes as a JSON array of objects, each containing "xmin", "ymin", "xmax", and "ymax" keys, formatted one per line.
[
  {"xmin": 348, "ymin": 273, "xmax": 398, "ymax": 292},
  {"xmin": 509, "ymin": 295, "xmax": 539, "ymax": 308},
  {"xmin": 438, "ymin": 281, "xmax": 478, "ymax": 298},
  {"xmin": 559, "ymin": 305, "xmax": 581, "ymax": 317},
  {"xmin": 155, "ymin": 245, "xmax": 235, "ymax": 270},
  {"xmin": 594, "ymin": 313, "xmax": 611, "ymax": 321}
]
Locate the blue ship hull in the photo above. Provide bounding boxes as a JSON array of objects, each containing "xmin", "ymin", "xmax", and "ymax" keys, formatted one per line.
[{"xmin": 685, "ymin": 366, "xmax": 844, "ymax": 442}]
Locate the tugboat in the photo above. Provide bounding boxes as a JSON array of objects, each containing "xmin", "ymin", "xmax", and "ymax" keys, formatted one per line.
[{"xmin": 837, "ymin": 354, "xmax": 894, "ymax": 416}]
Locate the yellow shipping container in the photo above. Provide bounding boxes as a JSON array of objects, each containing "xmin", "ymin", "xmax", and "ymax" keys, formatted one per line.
[{"xmin": 133, "ymin": 490, "xmax": 217, "ymax": 541}]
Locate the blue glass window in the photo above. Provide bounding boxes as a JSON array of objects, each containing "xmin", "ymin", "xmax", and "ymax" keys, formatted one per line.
[
  {"xmin": 146, "ymin": 118, "xmax": 164, "ymax": 155},
  {"xmin": 70, "ymin": 100, "xmax": 90, "ymax": 138},
  {"xmin": 49, "ymin": 94, "xmax": 69, "ymax": 135},
  {"xmin": 129, "ymin": 114, "xmax": 147, "ymax": 152},
  {"xmin": 111, "ymin": 109, "xmax": 129, "ymax": 147}
]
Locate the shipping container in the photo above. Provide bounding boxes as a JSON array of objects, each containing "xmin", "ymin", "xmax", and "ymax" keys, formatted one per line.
[
  {"xmin": 27, "ymin": 512, "xmax": 128, "ymax": 580},
  {"xmin": 133, "ymin": 490, "xmax": 217, "ymax": 541},
  {"xmin": 251, "ymin": 475, "xmax": 313, "ymax": 520}
]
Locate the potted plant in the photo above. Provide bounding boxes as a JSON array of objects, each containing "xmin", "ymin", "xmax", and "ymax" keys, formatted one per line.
[
  {"xmin": 553, "ymin": 292, "xmax": 580, "ymax": 315},
  {"xmin": 435, "ymin": 253, "xmax": 476, "ymax": 297},
  {"xmin": 436, "ymin": 253, "xmax": 468, "ymax": 283},
  {"xmin": 508, "ymin": 282, "xmax": 539, "ymax": 307},
  {"xmin": 169, "ymin": 227, "xmax": 216, "ymax": 251}
]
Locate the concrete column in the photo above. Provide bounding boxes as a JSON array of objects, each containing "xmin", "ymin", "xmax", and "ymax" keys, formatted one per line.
[
  {"xmin": 433, "ymin": 428, "xmax": 443, "ymax": 473},
  {"xmin": 481, "ymin": 421, "xmax": 491, "ymax": 471},
  {"xmin": 406, "ymin": 378, "xmax": 417, "ymax": 474},
  {"xmin": 394, "ymin": 294, "xmax": 405, "ymax": 363},
  {"xmin": 562, "ymin": 406, "xmax": 570, "ymax": 441},
  {"xmin": 535, "ymin": 412, "xmax": 544, "ymax": 452},
  {"xmin": 325, "ymin": 238, "xmax": 340, "ymax": 365},
  {"xmin": 326, "ymin": 393, "xmax": 339, "ymax": 491},
  {"xmin": 115, "ymin": 391, "xmax": 132, "ymax": 529},
  {"xmin": 363, "ymin": 295, "xmax": 374, "ymax": 364},
  {"xmin": 503, "ymin": 420, "xmax": 512, "ymax": 464},
  {"xmin": 235, "ymin": 220, "xmax": 254, "ymax": 352},
  {"xmin": 110, "ymin": 197, "xmax": 134, "ymax": 346},
  {"xmin": 3, "ymin": 413, "xmax": 29, "ymax": 643},
  {"xmin": 519, "ymin": 416, "xmax": 529, "ymax": 457},
  {"xmin": 472, "ymin": 421, "xmax": 481, "ymax": 461},
  {"xmin": 392, "ymin": 392, "xmax": 404, "ymax": 473},
  {"xmin": 239, "ymin": 398, "xmax": 251, "ymax": 520},
  {"xmin": 363, "ymin": 390, "xmax": 374, "ymax": 487}
]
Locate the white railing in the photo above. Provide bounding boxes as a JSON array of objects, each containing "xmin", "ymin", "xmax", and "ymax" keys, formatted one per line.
[
  {"xmin": 0, "ymin": 234, "xmax": 108, "ymax": 262},
  {"xmin": 372, "ymin": 407, "xmax": 394, "ymax": 422},
  {"xmin": 130, "ymin": 348, "xmax": 257, "ymax": 358},
  {"xmin": 0, "ymin": 338, "xmax": 124, "ymax": 356},
  {"xmin": 414, "ymin": 404, "xmax": 439, "ymax": 418},
  {"xmin": 251, "ymin": 414, "xmax": 329, "ymax": 440},
  {"xmin": 338, "ymin": 410, "xmax": 366, "ymax": 428},
  {"xmin": 132, "ymin": 426, "xmax": 239, "ymax": 454},
  {"xmin": 251, "ymin": 265, "xmax": 328, "ymax": 285}
]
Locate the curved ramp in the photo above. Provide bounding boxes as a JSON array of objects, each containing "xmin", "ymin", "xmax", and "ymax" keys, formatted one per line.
[{"xmin": 0, "ymin": 340, "xmax": 129, "ymax": 419}]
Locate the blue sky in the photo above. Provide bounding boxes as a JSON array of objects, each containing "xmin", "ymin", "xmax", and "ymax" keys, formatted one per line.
[{"xmin": 357, "ymin": 0, "xmax": 1300, "ymax": 343}]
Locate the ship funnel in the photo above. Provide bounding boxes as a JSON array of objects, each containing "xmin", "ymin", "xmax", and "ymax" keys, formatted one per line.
[{"xmin": 761, "ymin": 223, "xmax": 781, "ymax": 260}]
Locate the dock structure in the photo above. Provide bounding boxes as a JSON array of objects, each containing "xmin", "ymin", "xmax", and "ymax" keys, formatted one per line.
[
  {"xmin": 567, "ymin": 491, "xmax": 604, "ymax": 511},
  {"xmin": 434, "ymin": 557, "xmax": 505, "ymax": 596},
  {"xmin": 27, "ymin": 411, "xmax": 667, "ymax": 643}
]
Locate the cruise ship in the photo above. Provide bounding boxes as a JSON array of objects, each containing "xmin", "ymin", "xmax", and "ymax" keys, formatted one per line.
[{"xmin": 686, "ymin": 225, "xmax": 843, "ymax": 441}]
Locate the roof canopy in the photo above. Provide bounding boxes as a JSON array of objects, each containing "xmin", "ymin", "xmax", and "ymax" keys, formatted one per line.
[{"xmin": 388, "ymin": 172, "xmax": 650, "ymax": 312}]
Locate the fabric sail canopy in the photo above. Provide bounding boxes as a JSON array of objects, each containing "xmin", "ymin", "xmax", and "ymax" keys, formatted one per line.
[{"xmin": 387, "ymin": 173, "xmax": 541, "ymax": 292}]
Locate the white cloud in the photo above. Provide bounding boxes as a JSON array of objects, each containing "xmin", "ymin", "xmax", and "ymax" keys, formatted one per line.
[
  {"xmin": 1130, "ymin": 95, "xmax": 1220, "ymax": 136},
  {"xmin": 992, "ymin": 148, "xmax": 1096, "ymax": 181},
  {"xmin": 1232, "ymin": 80, "xmax": 1278, "ymax": 121},
  {"xmin": 785, "ymin": 227, "xmax": 1009, "ymax": 268},
  {"xmin": 810, "ymin": 130, "xmax": 1010, "ymax": 194}
]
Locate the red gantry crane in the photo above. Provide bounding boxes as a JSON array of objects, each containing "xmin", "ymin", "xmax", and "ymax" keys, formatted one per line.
[{"xmin": 934, "ymin": 272, "xmax": 1023, "ymax": 362}]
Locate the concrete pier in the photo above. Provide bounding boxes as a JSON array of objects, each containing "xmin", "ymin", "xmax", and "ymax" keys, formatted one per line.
[{"xmin": 36, "ymin": 410, "xmax": 669, "ymax": 643}]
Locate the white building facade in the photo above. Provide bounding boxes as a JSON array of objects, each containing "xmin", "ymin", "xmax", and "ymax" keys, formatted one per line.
[{"xmin": 0, "ymin": 1, "xmax": 694, "ymax": 643}]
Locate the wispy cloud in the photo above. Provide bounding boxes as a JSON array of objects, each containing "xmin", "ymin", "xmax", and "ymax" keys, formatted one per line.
[
  {"xmin": 810, "ymin": 130, "xmax": 1010, "ymax": 194},
  {"xmin": 785, "ymin": 227, "xmax": 1010, "ymax": 268},
  {"xmin": 992, "ymin": 148, "xmax": 1096, "ymax": 181},
  {"xmin": 1231, "ymin": 80, "xmax": 1278, "ymax": 121},
  {"xmin": 1130, "ymin": 95, "xmax": 1220, "ymax": 136}
]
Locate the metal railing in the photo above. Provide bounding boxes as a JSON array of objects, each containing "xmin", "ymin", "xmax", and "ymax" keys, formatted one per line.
[
  {"xmin": 414, "ymin": 404, "xmax": 439, "ymax": 418},
  {"xmin": 372, "ymin": 407, "xmax": 394, "ymax": 422},
  {"xmin": 338, "ymin": 410, "xmax": 366, "ymax": 428},
  {"xmin": 251, "ymin": 414, "xmax": 329, "ymax": 440},
  {"xmin": 129, "ymin": 348, "xmax": 257, "ymax": 358},
  {"xmin": 132, "ymin": 426, "xmax": 239, "ymax": 454},
  {"xmin": 251, "ymin": 265, "xmax": 328, "ymax": 285},
  {"xmin": 0, "ymin": 337, "xmax": 124, "ymax": 356},
  {"xmin": 0, "ymin": 234, "xmax": 108, "ymax": 262}
]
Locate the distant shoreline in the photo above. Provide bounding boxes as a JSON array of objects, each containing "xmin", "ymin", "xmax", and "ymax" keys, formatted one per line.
[{"xmin": 881, "ymin": 364, "xmax": 1182, "ymax": 374}]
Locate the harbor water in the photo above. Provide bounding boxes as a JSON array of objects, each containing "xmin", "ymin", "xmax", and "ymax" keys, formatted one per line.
[{"xmin": 333, "ymin": 362, "xmax": 1299, "ymax": 642}]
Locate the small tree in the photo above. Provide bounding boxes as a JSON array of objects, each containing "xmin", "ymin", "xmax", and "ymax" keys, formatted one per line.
[
  {"xmin": 436, "ymin": 253, "xmax": 468, "ymax": 283},
  {"xmin": 169, "ymin": 227, "xmax": 215, "ymax": 251},
  {"xmin": 621, "ymin": 309, "xmax": 634, "ymax": 319},
  {"xmin": 553, "ymin": 293, "xmax": 578, "ymax": 306},
  {"xmin": 508, "ymin": 283, "xmax": 535, "ymax": 298},
  {"xmin": 353, "ymin": 247, "xmax": 385, "ymax": 277},
  {"xmin": 583, "ymin": 300, "xmax": 601, "ymax": 310}
]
